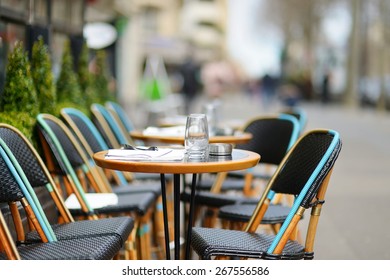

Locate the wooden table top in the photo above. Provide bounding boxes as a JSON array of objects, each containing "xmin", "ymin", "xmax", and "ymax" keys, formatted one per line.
[
  {"xmin": 93, "ymin": 149, "xmax": 260, "ymax": 174},
  {"xmin": 130, "ymin": 130, "xmax": 252, "ymax": 145}
]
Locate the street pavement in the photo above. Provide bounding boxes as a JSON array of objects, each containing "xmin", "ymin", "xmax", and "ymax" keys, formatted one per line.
[{"xmin": 191, "ymin": 91, "xmax": 390, "ymax": 260}]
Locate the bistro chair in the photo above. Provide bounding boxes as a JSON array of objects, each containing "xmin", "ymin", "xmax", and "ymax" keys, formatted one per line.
[
  {"xmin": 61, "ymin": 108, "xmax": 161, "ymax": 196},
  {"xmin": 280, "ymin": 107, "xmax": 307, "ymax": 133},
  {"xmin": 190, "ymin": 129, "xmax": 342, "ymax": 260},
  {"xmin": 192, "ymin": 114, "xmax": 300, "ymax": 195},
  {"xmin": 105, "ymin": 101, "xmax": 136, "ymax": 137},
  {"xmin": 89, "ymin": 103, "xmax": 164, "ymax": 182},
  {"xmin": 36, "ymin": 114, "xmax": 158, "ymax": 259},
  {"xmin": 0, "ymin": 124, "xmax": 135, "ymax": 259},
  {"xmin": 90, "ymin": 103, "xmax": 133, "ymax": 148},
  {"xmin": 0, "ymin": 146, "xmax": 122, "ymax": 260},
  {"xmin": 181, "ymin": 114, "xmax": 300, "ymax": 228},
  {"xmin": 60, "ymin": 107, "xmax": 168, "ymax": 257}
]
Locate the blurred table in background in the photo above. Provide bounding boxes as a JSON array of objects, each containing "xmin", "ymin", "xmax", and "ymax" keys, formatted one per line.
[{"xmin": 130, "ymin": 126, "xmax": 252, "ymax": 145}]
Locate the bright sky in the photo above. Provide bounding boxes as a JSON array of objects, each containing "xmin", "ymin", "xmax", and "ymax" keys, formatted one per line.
[{"xmin": 226, "ymin": 0, "xmax": 283, "ymax": 79}]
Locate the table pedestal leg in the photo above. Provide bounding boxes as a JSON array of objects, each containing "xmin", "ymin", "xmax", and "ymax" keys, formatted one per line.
[
  {"xmin": 185, "ymin": 173, "xmax": 197, "ymax": 259},
  {"xmin": 173, "ymin": 174, "xmax": 181, "ymax": 259},
  {"xmin": 160, "ymin": 174, "xmax": 170, "ymax": 260}
]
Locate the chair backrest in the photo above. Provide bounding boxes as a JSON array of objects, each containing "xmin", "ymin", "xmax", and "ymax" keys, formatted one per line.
[
  {"xmin": 61, "ymin": 108, "xmax": 109, "ymax": 155},
  {"xmin": 280, "ymin": 107, "xmax": 307, "ymax": 133},
  {"xmin": 90, "ymin": 103, "xmax": 133, "ymax": 148},
  {"xmin": 61, "ymin": 107, "xmax": 129, "ymax": 185},
  {"xmin": 246, "ymin": 129, "xmax": 342, "ymax": 257},
  {"xmin": 36, "ymin": 113, "xmax": 100, "ymax": 216},
  {"xmin": 105, "ymin": 101, "xmax": 135, "ymax": 133},
  {"xmin": 0, "ymin": 143, "xmax": 57, "ymax": 243},
  {"xmin": 0, "ymin": 124, "xmax": 74, "ymax": 224},
  {"xmin": 236, "ymin": 114, "xmax": 300, "ymax": 166},
  {"xmin": 270, "ymin": 130, "xmax": 340, "ymax": 198}
]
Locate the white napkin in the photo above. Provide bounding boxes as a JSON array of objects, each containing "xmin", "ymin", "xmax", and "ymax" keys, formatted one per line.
[
  {"xmin": 143, "ymin": 126, "xmax": 185, "ymax": 137},
  {"xmin": 105, "ymin": 148, "xmax": 185, "ymax": 161},
  {"xmin": 65, "ymin": 193, "xmax": 118, "ymax": 209}
]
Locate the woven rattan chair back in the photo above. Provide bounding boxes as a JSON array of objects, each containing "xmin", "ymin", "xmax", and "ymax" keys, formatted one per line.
[
  {"xmin": 0, "ymin": 144, "xmax": 56, "ymax": 243},
  {"xmin": 280, "ymin": 107, "xmax": 307, "ymax": 133},
  {"xmin": 91, "ymin": 103, "xmax": 132, "ymax": 148},
  {"xmin": 105, "ymin": 101, "xmax": 135, "ymax": 133},
  {"xmin": 0, "ymin": 124, "xmax": 74, "ymax": 223},
  {"xmin": 236, "ymin": 114, "xmax": 300, "ymax": 165},
  {"xmin": 61, "ymin": 107, "xmax": 129, "ymax": 185},
  {"xmin": 246, "ymin": 129, "xmax": 341, "ymax": 230}
]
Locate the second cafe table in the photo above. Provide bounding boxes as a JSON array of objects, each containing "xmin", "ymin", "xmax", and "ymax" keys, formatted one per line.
[
  {"xmin": 129, "ymin": 129, "xmax": 252, "ymax": 145},
  {"xmin": 93, "ymin": 149, "xmax": 260, "ymax": 260}
]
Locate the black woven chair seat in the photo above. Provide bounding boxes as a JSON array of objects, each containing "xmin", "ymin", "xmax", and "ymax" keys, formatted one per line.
[
  {"xmin": 69, "ymin": 192, "xmax": 156, "ymax": 216},
  {"xmin": 111, "ymin": 181, "xmax": 162, "ymax": 197},
  {"xmin": 218, "ymin": 204, "xmax": 291, "ymax": 224},
  {"xmin": 192, "ymin": 177, "xmax": 252, "ymax": 192},
  {"xmin": 180, "ymin": 191, "xmax": 258, "ymax": 208},
  {"xmin": 25, "ymin": 216, "xmax": 134, "ymax": 245},
  {"xmin": 226, "ymin": 170, "xmax": 272, "ymax": 180},
  {"xmin": 0, "ymin": 235, "xmax": 122, "ymax": 260},
  {"xmin": 191, "ymin": 227, "xmax": 305, "ymax": 260}
]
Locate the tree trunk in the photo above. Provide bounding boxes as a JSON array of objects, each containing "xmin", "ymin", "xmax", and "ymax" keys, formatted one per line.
[
  {"xmin": 345, "ymin": 0, "xmax": 362, "ymax": 107},
  {"xmin": 377, "ymin": 0, "xmax": 389, "ymax": 111}
]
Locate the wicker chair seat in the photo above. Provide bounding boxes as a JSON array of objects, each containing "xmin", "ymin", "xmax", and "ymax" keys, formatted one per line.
[
  {"xmin": 181, "ymin": 191, "xmax": 258, "ymax": 208},
  {"xmin": 191, "ymin": 227, "xmax": 305, "ymax": 260},
  {"xmin": 218, "ymin": 204, "xmax": 291, "ymax": 224},
  {"xmin": 111, "ymin": 181, "xmax": 162, "ymax": 197},
  {"xmin": 67, "ymin": 192, "xmax": 156, "ymax": 217},
  {"xmin": 25, "ymin": 216, "xmax": 134, "ymax": 245},
  {"xmin": 0, "ymin": 235, "xmax": 122, "ymax": 260}
]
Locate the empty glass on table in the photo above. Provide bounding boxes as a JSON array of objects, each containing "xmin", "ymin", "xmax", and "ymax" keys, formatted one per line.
[{"xmin": 184, "ymin": 114, "xmax": 209, "ymax": 159}]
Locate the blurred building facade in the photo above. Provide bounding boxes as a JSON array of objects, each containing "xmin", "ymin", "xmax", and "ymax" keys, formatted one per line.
[{"xmin": 1, "ymin": 0, "xmax": 390, "ymax": 115}]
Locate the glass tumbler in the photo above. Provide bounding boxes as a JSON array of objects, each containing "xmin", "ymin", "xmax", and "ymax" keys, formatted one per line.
[{"xmin": 184, "ymin": 114, "xmax": 209, "ymax": 158}]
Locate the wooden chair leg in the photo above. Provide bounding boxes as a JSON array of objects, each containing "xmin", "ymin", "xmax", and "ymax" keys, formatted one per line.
[
  {"xmin": 137, "ymin": 211, "xmax": 153, "ymax": 260},
  {"xmin": 0, "ymin": 211, "xmax": 20, "ymax": 260},
  {"xmin": 152, "ymin": 195, "xmax": 166, "ymax": 259},
  {"xmin": 8, "ymin": 202, "xmax": 25, "ymax": 242},
  {"xmin": 125, "ymin": 220, "xmax": 138, "ymax": 260}
]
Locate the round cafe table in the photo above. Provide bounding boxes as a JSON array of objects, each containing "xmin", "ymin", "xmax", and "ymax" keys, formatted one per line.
[
  {"xmin": 93, "ymin": 149, "xmax": 260, "ymax": 260},
  {"xmin": 130, "ymin": 130, "xmax": 252, "ymax": 145}
]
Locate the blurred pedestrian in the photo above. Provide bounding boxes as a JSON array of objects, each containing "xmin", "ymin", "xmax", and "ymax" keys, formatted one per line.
[
  {"xmin": 321, "ymin": 71, "xmax": 331, "ymax": 104},
  {"xmin": 260, "ymin": 73, "xmax": 278, "ymax": 108},
  {"xmin": 178, "ymin": 54, "xmax": 201, "ymax": 114}
]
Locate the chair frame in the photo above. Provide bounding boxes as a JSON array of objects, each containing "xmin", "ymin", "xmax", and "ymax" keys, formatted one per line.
[
  {"xmin": 187, "ymin": 114, "xmax": 300, "ymax": 229},
  {"xmin": 61, "ymin": 107, "xmax": 169, "ymax": 259},
  {"xmin": 191, "ymin": 129, "xmax": 341, "ymax": 260},
  {"xmin": 0, "ymin": 124, "xmax": 139, "ymax": 259},
  {"xmin": 0, "ymin": 145, "xmax": 124, "ymax": 260},
  {"xmin": 36, "ymin": 113, "xmax": 157, "ymax": 259}
]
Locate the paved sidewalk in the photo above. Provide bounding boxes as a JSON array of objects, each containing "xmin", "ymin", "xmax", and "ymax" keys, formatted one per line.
[{"xmin": 192, "ymin": 92, "xmax": 390, "ymax": 259}]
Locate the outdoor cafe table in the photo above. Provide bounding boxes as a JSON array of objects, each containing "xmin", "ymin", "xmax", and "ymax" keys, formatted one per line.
[
  {"xmin": 93, "ymin": 149, "xmax": 260, "ymax": 260},
  {"xmin": 129, "ymin": 130, "xmax": 252, "ymax": 145}
]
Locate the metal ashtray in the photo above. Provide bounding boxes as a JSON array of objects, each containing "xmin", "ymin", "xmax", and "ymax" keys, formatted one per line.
[{"xmin": 208, "ymin": 143, "xmax": 233, "ymax": 156}]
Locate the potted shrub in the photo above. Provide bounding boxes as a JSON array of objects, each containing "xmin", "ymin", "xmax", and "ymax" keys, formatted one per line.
[
  {"xmin": 31, "ymin": 37, "xmax": 57, "ymax": 115},
  {"xmin": 55, "ymin": 39, "xmax": 87, "ymax": 115},
  {"xmin": 0, "ymin": 41, "xmax": 38, "ymax": 142},
  {"xmin": 77, "ymin": 41, "xmax": 95, "ymax": 109},
  {"xmin": 91, "ymin": 49, "xmax": 116, "ymax": 104}
]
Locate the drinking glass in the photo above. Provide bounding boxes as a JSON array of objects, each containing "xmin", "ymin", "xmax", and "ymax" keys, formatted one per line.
[
  {"xmin": 184, "ymin": 114, "xmax": 209, "ymax": 158},
  {"xmin": 203, "ymin": 103, "xmax": 217, "ymax": 136}
]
